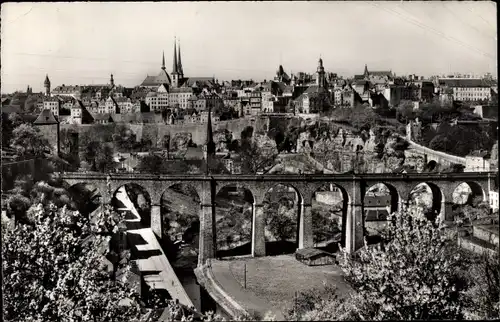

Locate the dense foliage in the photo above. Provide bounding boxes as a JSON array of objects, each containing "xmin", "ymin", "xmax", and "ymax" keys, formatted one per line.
[
  {"xmin": 339, "ymin": 211, "xmax": 466, "ymax": 320},
  {"xmin": 462, "ymin": 252, "xmax": 500, "ymax": 319},
  {"xmin": 311, "ymin": 207, "xmax": 341, "ymax": 245},
  {"xmin": 2, "ymin": 204, "xmax": 145, "ymax": 322},
  {"xmin": 10, "ymin": 123, "xmax": 51, "ymax": 158},
  {"xmin": 1, "ymin": 112, "xmax": 24, "ymax": 148},
  {"xmin": 239, "ymin": 126, "xmax": 278, "ymax": 174},
  {"xmin": 82, "ymin": 141, "xmax": 117, "ymax": 172},
  {"xmin": 290, "ymin": 208, "xmax": 500, "ymax": 321},
  {"xmin": 423, "ymin": 122, "xmax": 496, "ymax": 157},
  {"xmin": 263, "ymin": 186, "xmax": 297, "ymax": 242}
]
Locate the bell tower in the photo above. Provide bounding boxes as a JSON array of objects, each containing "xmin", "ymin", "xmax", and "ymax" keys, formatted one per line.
[
  {"xmin": 317, "ymin": 57, "xmax": 325, "ymax": 88},
  {"xmin": 44, "ymin": 74, "xmax": 51, "ymax": 96}
]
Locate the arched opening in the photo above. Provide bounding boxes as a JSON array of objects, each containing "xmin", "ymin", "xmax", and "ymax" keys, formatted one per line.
[
  {"xmin": 160, "ymin": 183, "xmax": 202, "ymax": 312},
  {"xmin": 426, "ymin": 160, "xmax": 438, "ymax": 172},
  {"xmin": 452, "ymin": 182, "xmax": 486, "ymax": 206},
  {"xmin": 263, "ymin": 184, "xmax": 302, "ymax": 256},
  {"xmin": 111, "ymin": 183, "xmax": 151, "ymax": 229},
  {"xmin": 363, "ymin": 183, "xmax": 399, "ymax": 244},
  {"xmin": 451, "ymin": 181, "xmax": 489, "ymax": 224},
  {"xmin": 67, "ymin": 182, "xmax": 102, "ymax": 217},
  {"xmin": 215, "ymin": 184, "xmax": 254, "ymax": 258},
  {"xmin": 408, "ymin": 182, "xmax": 442, "ymax": 222},
  {"xmin": 311, "ymin": 183, "xmax": 348, "ymax": 253},
  {"xmin": 160, "ymin": 184, "xmax": 201, "ymax": 266}
]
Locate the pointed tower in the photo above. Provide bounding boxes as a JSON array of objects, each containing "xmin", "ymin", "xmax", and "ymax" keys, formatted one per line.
[
  {"xmin": 171, "ymin": 38, "xmax": 179, "ymax": 88},
  {"xmin": 161, "ymin": 51, "xmax": 166, "ymax": 71},
  {"xmin": 110, "ymin": 74, "xmax": 115, "ymax": 88},
  {"xmin": 44, "ymin": 74, "xmax": 51, "ymax": 96},
  {"xmin": 177, "ymin": 38, "xmax": 184, "ymax": 79},
  {"xmin": 363, "ymin": 64, "xmax": 369, "ymax": 78},
  {"xmin": 204, "ymin": 107, "xmax": 216, "ymax": 175}
]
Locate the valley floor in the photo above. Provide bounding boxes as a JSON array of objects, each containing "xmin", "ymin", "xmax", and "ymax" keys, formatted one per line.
[{"xmin": 210, "ymin": 254, "xmax": 352, "ymax": 319}]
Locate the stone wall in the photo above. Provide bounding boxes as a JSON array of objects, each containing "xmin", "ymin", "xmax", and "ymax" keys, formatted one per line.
[
  {"xmin": 35, "ymin": 123, "xmax": 60, "ymax": 155},
  {"xmin": 62, "ymin": 117, "xmax": 268, "ymax": 148}
]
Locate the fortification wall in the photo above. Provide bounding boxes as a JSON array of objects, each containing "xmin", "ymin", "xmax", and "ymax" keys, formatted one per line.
[{"xmin": 62, "ymin": 117, "xmax": 268, "ymax": 147}]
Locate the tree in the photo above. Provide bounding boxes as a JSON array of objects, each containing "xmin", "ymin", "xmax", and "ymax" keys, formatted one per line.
[
  {"xmin": 264, "ymin": 193, "xmax": 297, "ymax": 242},
  {"xmin": 138, "ymin": 154, "xmax": 165, "ymax": 174},
  {"xmin": 463, "ymin": 252, "xmax": 500, "ymax": 320},
  {"xmin": 338, "ymin": 210, "xmax": 466, "ymax": 320},
  {"xmin": 241, "ymin": 126, "xmax": 254, "ymax": 141},
  {"xmin": 112, "ymin": 125, "xmax": 137, "ymax": 151},
  {"xmin": 266, "ymin": 208, "xmax": 296, "ymax": 241},
  {"xmin": 396, "ymin": 101, "xmax": 415, "ymax": 123},
  {"xmin": 239, "ymin": 139, "xmax": 278, "ymax": 174},
  {"xmin": 311, "ymin": 208, "xmax": 340, "ymax": 244},
  {"xmin": 429, "ymin": 134, "xmax": 452, "ymax": 153},
  {"xmin": 83, "ymin": 141, "xmax": 116, "ymax": 172},
  {"xmin": 10, "ymin": 124, "xmax": 51, "ymax": 159},
  {"xmin": 228, "ymin": 139, "xmax": 239, "ymax": 152},
  {"xmin": 2, "ymin": 203, "xmax": 146, "ymax": 322},
  {"xmin": 83, "ymin": 140, "xmax": 102, "ymax": 170},
  {"xmin": 1, "ymin": 112, "xmax": 24, "ymax": 148},
  {"xmin": 239, "ymin": 127, "xmax": 278, "ymax": 174},
  {"xmin": 95, "ymin": 143, "xmax": 116, "ymax": 173}
]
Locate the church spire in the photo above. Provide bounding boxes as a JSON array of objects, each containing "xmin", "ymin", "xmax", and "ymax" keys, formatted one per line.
[
  {"xmin": 177, "ymin": 38, "xmax": 183, "ymax": 76},
  {"xmin": 162, "ymin": 50, "xmax": 166, "ymax": 70},
  {"xmin": 204, "ymin": 107, "xmax": 216, "ymax": 175},
  {"xmin": 206, "ymin": 107, "xmax": 215, "ymax": 155},
  {"xmin": 364, "ymin": 64, "xmax": 369, "ymax": 77},
  {"xmin": 172, "ymin": 37, "xmax": 178, "ymax": 74}
]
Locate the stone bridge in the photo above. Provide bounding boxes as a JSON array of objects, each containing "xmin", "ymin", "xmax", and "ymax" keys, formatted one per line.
[
  {"xmin": 60, "ymin": 171, "xmax": 495, "ymax": 265},
  {"xmin": 399, "ymin": 133, "xmax": 467, "ymax": 168}
]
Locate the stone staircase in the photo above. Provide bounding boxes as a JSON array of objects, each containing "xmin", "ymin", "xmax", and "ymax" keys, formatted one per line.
[
  {"xmin": 115, "ymin": 185, "xmax": 194, "ymax": 308},
  {"xmin": 130, "ymin": 228, "xmax": 194, "ymax": 308},
  {"xmin": 458, "ymin": 223, "xmax": 499, "ymax": 257}
]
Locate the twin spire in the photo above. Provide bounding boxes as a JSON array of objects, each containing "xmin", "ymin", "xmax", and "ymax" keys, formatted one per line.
[{"xmin": 171, "ymin": 37, "xmax": 183, "ymax": 75}]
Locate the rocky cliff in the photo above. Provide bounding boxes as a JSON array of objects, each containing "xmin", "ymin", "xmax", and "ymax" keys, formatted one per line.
[{"xmin": 294, "ymin": 121, "xmax": 409, "ymax": 173}]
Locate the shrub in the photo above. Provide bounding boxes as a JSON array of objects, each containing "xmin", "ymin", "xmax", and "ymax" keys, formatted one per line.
[{"xmin": 339, "ymin": 209, "xmax": 466, "ymax": 320}]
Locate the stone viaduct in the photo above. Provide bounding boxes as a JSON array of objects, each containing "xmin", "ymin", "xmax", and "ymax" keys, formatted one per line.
[{"xmin": 61, "ymin": 171, "xmax": 495, "ymax": 265}]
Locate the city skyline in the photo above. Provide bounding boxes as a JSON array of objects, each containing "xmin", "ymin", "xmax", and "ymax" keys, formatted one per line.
[{"xmin": 1, "ymin": 1, "xmax": 497, "ymax": 93}]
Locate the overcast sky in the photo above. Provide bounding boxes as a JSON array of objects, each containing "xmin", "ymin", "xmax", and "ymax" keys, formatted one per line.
[{"xmin": 1, "ymin": 1, "xmax": 497, "ymax": 93}]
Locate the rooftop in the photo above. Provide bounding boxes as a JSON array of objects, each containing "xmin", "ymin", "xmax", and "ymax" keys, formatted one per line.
[
  {"xmin": 439, "ymin": 79, "xmax": 490, "ymax": 88},
  {"xmin": 468, "ymin": 150, "xmax": 491, "ymax": 158},
  {"xmin": 33, "ymin": 109, "xmax": 58, "ymax": 125}
]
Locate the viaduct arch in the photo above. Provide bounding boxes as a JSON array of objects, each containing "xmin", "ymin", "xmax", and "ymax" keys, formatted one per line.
[{"xmin": 61, "ymin": 172, "xmax": 495, "ymax": 265}]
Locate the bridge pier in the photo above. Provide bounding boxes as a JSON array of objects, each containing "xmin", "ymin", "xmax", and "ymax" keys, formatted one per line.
[
  {"xmin": 440, "ymin": 201, "xmax": 455, "ymax": 222},
  {"xmin": 398, "ymin": 198, "xmax": 409, "ymax": 212},
  {"xmin": 344, "ymin": 203, "xmax": 364, "ymax": 254},
  {"xmin": 251, "ymin": 203, "xmax": 266, "ymax": 257},
  {"xmin": 199, "ymin": 203, "xmax": 215, "ymax": 266},
  {"xmin": 151, "ymin": 204, "xmax": 162, "ymax": 239},
  {"xmin": 298, "ymin": 203, "xmax": 313, "ymax": 249}
]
